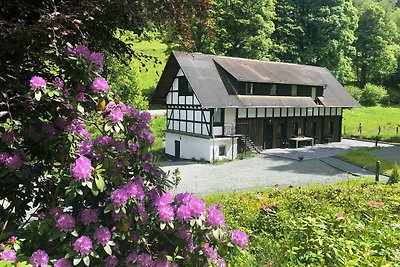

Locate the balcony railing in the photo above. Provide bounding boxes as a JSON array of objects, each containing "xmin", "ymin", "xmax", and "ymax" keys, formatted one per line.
[{"xmin": 223, "ymin": 123, "xmax": 248, "ymax": 136}]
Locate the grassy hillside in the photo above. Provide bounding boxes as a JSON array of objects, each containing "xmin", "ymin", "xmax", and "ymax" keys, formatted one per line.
[
  {"xmin": 129, "ymin": 39, "xmax": 169, "ymax": 98},
  {"xmin": 204, "ymin": 180, "xmax": 400, "ymax": 266},
  {"xmin": 342, "ymin": 106, "xmax": 400, "ymax": 142}
]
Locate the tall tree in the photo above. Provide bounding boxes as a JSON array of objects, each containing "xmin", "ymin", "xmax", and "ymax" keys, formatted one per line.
[
  {"xmin": 272, "ymin": 0, "xmax": 358, "ymax": 82},
  {"xmin": 354, "ymin": 3, "xmax": 398, "ymax": 87},
  {"xmin": 211, "ymin": 0, "xmax": 276, "ymax": 59}
]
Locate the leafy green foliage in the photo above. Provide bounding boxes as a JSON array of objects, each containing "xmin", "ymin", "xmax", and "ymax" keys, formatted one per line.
[
  {"xmin": 388, "ymin": 163, "xmax": 400, "ymax": 184},
  {"xmin": 345, "ymin": 85, "xmax": 363, "ymax": 102},
  {"xmin": 205, "ymin": 181, "xmax": 400, "ymax": 266},
  {"xmin": 360, "ymin": 83, "xmax": 388, "ymax": 106},
  {"xmin": 106, "ymin": 56, "xmax": 148, "ymax": 110}
]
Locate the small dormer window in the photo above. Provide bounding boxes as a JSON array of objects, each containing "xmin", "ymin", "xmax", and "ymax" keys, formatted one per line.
[
  {"xmin": 245, "ymin": 83, "xmax": 253, "ymax": 95},
  {"xmin": 291, "ymin": 85, "xmax": 298, "ymax": 96},
  {"xmin": 178, "ymin": 76, "xmax": 193, "ymax": 96}
]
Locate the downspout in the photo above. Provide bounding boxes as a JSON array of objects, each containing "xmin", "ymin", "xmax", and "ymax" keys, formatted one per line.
[{"xmin": 211, "ymin": 109, "xmax": 215, "ymax": 163}]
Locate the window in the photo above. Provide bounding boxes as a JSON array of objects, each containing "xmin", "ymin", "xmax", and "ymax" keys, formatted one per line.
[
  {"xmin": 219, "ymin": 145, "xmax": 226, "ymax": 156},
  {"xmin": 178, "ymin": 76, "xmax": 193, "ymax": 96},
  {"xmin": 328, "ymin": 121, "xmax": 334, "ymax": 135},
  {"xmin": 213, "ymin": 108, "xmax": 224, "ymax": 126},
  {"xmin": 291, "ymin": 85, "xmax": 298, "ymax": 96},
  {"xmin": 270, "ymin": 85, "xmax": 277, "ymax": 95},
  {"xmin": 311, "ymin": 87, "xmax": 316, "ymax": 100},
  {"xmin": 292, "ymin": 122, "xmax": 299, "ymax": 136},
  {"xmin": 312, "ymin": 122, "xmax": 317, "ymax": 136},
  {"xmin": 276, "ymin": 84, "xmax": 291, "ymax": 96},
  {"xmin": 245, "ymin": 83, "xmax": 254, "ymax": 95}
]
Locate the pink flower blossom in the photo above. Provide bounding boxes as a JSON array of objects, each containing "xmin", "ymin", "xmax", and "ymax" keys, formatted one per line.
[
  {"xmin": 70, "ymin": 156, "xmax": 92, "ymax": 181},
  {"xmin": 74, "ymin": 235, "xmax": 92, "ymax": 256},
  {"xmin": 231, "ymin": 230, "xmax": 248, "ymax": 249},
  {"xmin": 30, "ymin": 76, "xmax": 47, "ymax": 91},
  {"xmin": 206, "ymin": 205, "xmax": 225, "ymax": 227},
  {"xmin": 368, "ymin": 201, "xmax": 384, "ymax": 207},
  {"xmin": 53, "ymin": 77, "xmax": 64, "ymax": 89},
  {"xmin": 89, "ymin": 52, "xmax": 104, "ymax": 69},
  {"xmin": 9, "ymin": 236, "xmax": 17, "ymax": 243},
  {"xmin": 0, "ymin": 249, "xmax": 17, "ymax": 262},
  {"xmin": 158, "ymin": 205, "xmax": 174, "ymax": 222},
  {"xmin": 29, "ymin": 249, "xmax": 49, "ymax": 267},
  {"xmin": 91, "ymin": 77, "xmax": 109, "ymax": 93},
  {"xmin": 203, "ymin": 243, "xmax": 218, "ymax": 261},
  {"xmin": 110, "ymin": 188, "xmax": 128, "ymax": 207}
]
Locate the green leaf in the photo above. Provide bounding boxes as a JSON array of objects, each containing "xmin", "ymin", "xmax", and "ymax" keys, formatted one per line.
[
  {"xmin": 83, "ymin": 256, "xmax": 90, "ymax": 266},
  {"xmin": 86, "ymin": 181, "xmax": 93, "ymax": 189},
  {"xmin": 104, "ymin": 203, "xmax": 113, "ymax": 214},
  {"xmin": 34, "ymin": 91, "xmax": 42, "ymax": 101},
  {"xmin": 65, "ymin": 251, "xmax": 75, "ymax": 259},
  {"xmin": 77, "ymin": 104, "xmax": 85, "ymax": 114},
  {"xmin": 48, "ymin": 91, "xmax": 54, "ymax": 97},
  {"xmin": 190, "ymin": 220, "xmax": 196, "ymax": 227},
  {"xmin": 76, "ymin": 188, "xmax": 83, "ymax": 195},
  {"xmin": 168, "ymin": 222, "xmax": 174, "ymax": 229},
  {"xmin": 104, "ymin": 122, "xmax": 113, "ymax": 132},
  {"xmin": 104, "ymin": 244, "xmax": 112, "ymax": 255},
  {"xmin": 95, "ymin": 175, "xmax": 105, "ymax": 192},
  {"xmin": 73, "ymin": 257, "xmax": 81, "ymax": 266},
  {"xmin": 13, "ymin": 243, "xmax": 20, "ymax": 251},
  {"xmin": 160, "ymin": 223, "xmax": 166, "ymax": 230},
  {"xmin": 91, "ymin": 186, "xmax": 99, "ymax": 196},
  {"xmin": 71, "ymin": 230, "xmax": 79, "ymax": 237}
]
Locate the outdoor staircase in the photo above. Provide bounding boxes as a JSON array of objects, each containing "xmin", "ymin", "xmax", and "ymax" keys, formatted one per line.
[{"xmin": 239, "ymin": 135, "xmax": 261, "ymax": 154}]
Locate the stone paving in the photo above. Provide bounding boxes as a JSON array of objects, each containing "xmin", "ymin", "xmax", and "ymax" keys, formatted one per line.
[{"xmin": 160, "ymin": 139, "xmax": 394, "ymax": 195}]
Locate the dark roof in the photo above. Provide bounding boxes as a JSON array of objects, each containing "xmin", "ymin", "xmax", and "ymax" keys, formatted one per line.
[{"xmin": 152, "ymin": 51, "xmax": 360, "ymax": 108}]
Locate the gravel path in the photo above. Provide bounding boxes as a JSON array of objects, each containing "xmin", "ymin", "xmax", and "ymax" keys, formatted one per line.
[{"xmin": 160, "ymin": 139, "xmax": 394, "ymax": 195}]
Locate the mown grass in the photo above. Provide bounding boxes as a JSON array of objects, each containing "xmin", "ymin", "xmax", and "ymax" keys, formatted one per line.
[
  {"xmin": 342, "ymin": 106, "xmax": 400, "ymax": 142},
  {"xmin": 129, "ymin": 40, "xmax": 169, "ymax": 98},
  {"xmin": 336, "ymin": 147, "xmax": 395, "ymax": 176},
  {"xmin": 204, "ymin": 179, "xmax": 400, "ymax": 266}
]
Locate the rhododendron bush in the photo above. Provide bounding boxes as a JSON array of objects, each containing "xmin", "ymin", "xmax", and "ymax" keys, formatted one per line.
[{"xmin": 0, "ymin": 45, "xmax": 247, "ymax": 266}]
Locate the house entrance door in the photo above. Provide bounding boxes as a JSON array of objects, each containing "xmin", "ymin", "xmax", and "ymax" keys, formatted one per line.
[
  {"xmin": 174, "ymin": 140, "xmax": 180, "ymax": 159},
  {"xmin": 264, "ymin": 120, "xmax": 273, "ymax": 149}
]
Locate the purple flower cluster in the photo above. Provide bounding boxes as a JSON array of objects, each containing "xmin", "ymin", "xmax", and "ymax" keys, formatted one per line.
[
  {"xmin": 91, "ymin": 77, "xmax": 109, "ymax": 94},
  {"xmin": 203, "ymin": 243, "xmax": 218, "ymax": 261},
  {"xmin": 106, "ymin": 255, "xmax": 118, "ymax": 267},
  {"xmin": 110, "ymin": 179, "xmax": 145, "ymax": 207},
  {"xmin": 0, "ymin": 151, "xmax": 22, "ymax": 172},
  {"xmin": 80, "ymin": 208, "xmax": 98, "ymax": 225},
  {"xmin": 53, "ymin": 77, "xmax": 64, "ymax": 89},
  {"xmin": 105, "ymin": 102, "xmax": 131, "ymax": 123},
  {"xmin": 76, "ymin": 140, "xmax": 93, "ymax": 155},
  {"xmin": 230, "ymin": 230, "xmax": 249, "ymax": 249},
  {"xmin": 65, "ymin": 45, "xmax": 104, "ymax": 71},
  {"xmin": 93, "ymin": 135, "xmax": 114, "ymax": 147},
  {"xmin": 65, "ymin": 119, "xmax": 91, "ymax": 140},
  {"xmin": 30, "ymin": 76, "xmax": 47, "ymax": 91},
  {"xmin": 0, "ymin": 249, "xmax": 17, "ymax": 262},
  {"xmin": 155, "ymin": 193, "xmax": 174, "ymax": 222},
  {"xmin": 70, "ymin": 156, "xmax": 92, "ymax": 181},
  {"xmin": 29, "ymin": 249, "xmax": 49, "ymax": 267},
  {"xmin": 1, "ymin": 131, "xmax": 15, "ymax": 146},
  {"xmin": 206, "ymin": 205, "xmax": 225, "ymax": 227},
  {"xmin": 56, "ymin": 213, "xmax": 76, "ymax": 233},
  {"xmin": 174, "ymin": 193, "xmax": 206, "ymax": 222},
  {"xmin": 94, "ymin": 226, "xmax": 111, "ymax": 246},
  {"xmin": 54, "ymin": 258, "xmax": 72, "ymax": 267},
  {"xmin": 126, "ymin": 251, "xmax": 153, "ymax": 267},
  {"xmin": 74, "ymin": 235, "xmax": 92, "ymax": 256}
]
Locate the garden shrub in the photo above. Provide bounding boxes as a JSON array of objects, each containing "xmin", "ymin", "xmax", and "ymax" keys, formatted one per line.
[
  {"xmin": 360, "ymin": 83, "xmax": 388, "ymax": 106},
  {"xmin": 205, "ymin": 182, "xmax": 400, "ymax": 266},
  {"xmin": 345, "ymin": 85, "xmax": 362, "ymax": 102},
  {"xmin": 0, "ymin": 45, "xmax": 247, "ymax": 266},
  {"xmin": 388, "ymin": 163, "xmax": 400, "ymax": 184}
]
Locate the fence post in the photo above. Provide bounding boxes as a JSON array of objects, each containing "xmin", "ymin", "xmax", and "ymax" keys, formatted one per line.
[
  {"xmin": 378, "ymin": 126, "xmax": 381, "ymax": 135},
  {"xmin": 397, "ymin": 126, "xmax": 399, "ymax": 136},
  {"xmin": 358, "ymin": 123, "xmax": 362, "ymax": 135},
  {"xmin": 375, "ymin": 160, "xmax": 381, "ymax": 182},
  {"xmin": 343, "ymin": 126, "xmax": 346, "ymax": 135}
]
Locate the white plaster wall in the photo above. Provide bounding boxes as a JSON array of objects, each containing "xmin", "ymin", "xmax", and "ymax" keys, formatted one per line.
[
  {"xmin": 225, "ymin": 108, "xmax": 236, "ymax": 124},
  {"xmin": 165, "ymin": 132, "xmax": 237, "ymax": 162}
]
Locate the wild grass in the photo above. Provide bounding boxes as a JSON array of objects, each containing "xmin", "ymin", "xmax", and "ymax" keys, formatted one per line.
[
  {"xmin": 342, "ymin": 106, "xmax": 400, "ymax": 143},
  {"xmin": 149, "ymin": 115, "xmax": 166, "ymax": 161}
]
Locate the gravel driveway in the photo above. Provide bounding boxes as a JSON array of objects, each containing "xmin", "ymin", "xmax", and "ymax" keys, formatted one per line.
[{"xmin": 159, "ymin": 139, "xmax": 394, "ymax": 195}]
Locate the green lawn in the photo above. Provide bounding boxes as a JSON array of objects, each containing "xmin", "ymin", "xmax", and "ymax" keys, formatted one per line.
[
  {"xmin": 342, "ymin": 106, "xmax": 400, "ymax": 142},
  {"xmin": 129, "ymin": 39, "xmax": 169, "ymax": 98},
  {"xmin": 149, "ymin": 115, "xmax": 166, "ymax": 161},
  {"xmin": 204, "ymin": 179, "xmax": 400, "ymax": 266},
  {"xmin": 336, "ymin": 147, "xmax": 395, "ymax": 176}
]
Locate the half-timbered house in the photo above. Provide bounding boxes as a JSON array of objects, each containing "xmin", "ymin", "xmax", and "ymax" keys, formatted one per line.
[{"xmin": 152, "ymin": 52, "xmax": 359, "ymax": 162}]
